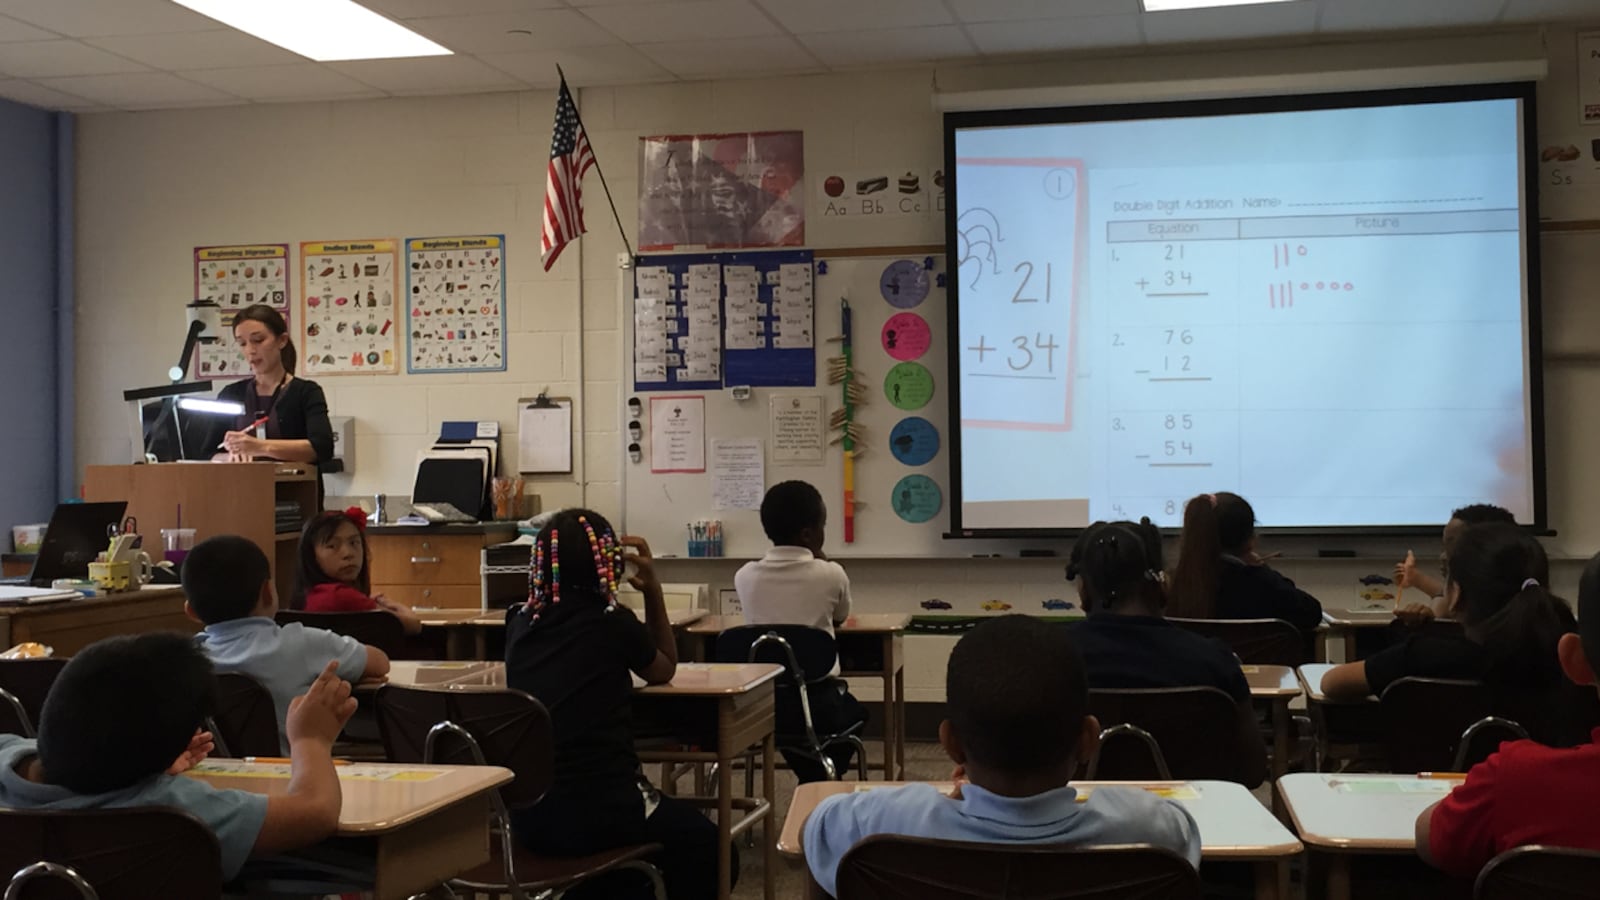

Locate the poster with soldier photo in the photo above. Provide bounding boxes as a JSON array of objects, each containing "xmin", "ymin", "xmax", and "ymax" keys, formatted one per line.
[{"xmin": 638, "ymin": 131, "xmax": 803, "ymax": 251}]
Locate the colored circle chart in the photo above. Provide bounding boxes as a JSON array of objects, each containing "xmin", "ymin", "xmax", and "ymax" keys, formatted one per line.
[
  {"xmin": 881, "ymin": 312, "xmax": 930, "ymax": 362},
  {"xmin": 884, "ymin": 361, "xmax": 934, "ymax": 410},
  {"xmin": 891, "ymin": 474, "xmax": 942, "ymax": 524},
  {"xmin": 889, "ymin": 416, "xmax": 939, "ymax": 466},
  {"xmin": 879, "ymin": 259, "xmax": 930, "ymax": 309}
]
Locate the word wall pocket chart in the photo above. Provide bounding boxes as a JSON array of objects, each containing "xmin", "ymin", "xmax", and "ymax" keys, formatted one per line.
[
  {"xmin": 192, "ymin": 244, "xmax": 290, "ymax": 380},
  {"xmin": 300, "ymin": 239, "xmax": 401, "ymax": 375},
  {"xmin": 405, "ymin": 234, "xmax": 507, "ymax": 374}
]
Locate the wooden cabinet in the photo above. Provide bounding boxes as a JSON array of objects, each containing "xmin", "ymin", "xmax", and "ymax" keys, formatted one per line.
[{"xmin": 367, "ymin": 525, "xmax": 516, "ymax": 611}]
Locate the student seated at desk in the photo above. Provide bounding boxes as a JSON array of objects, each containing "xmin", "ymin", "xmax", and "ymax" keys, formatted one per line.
[
  {"xmin": 1416, "ymin": 550, "xmax": 1600, "ymax": 876},
  {"xmin": 0, "ymin": 633, "xmax": 355, "ymax": 882},
  {"xmin": 506, "ymin": 510, "xmax": 728, "ymax": 900},
  {"xmin": 1321, "ymin": 524, "xmax": 1576, "ymax": 716},
  {"xmin": 1064, "ymin": 519, "xmax": 1267, "ymax": 787},
  {"xmin": 802, "ymin": 615, "xmax": 1200, "ymax": 898},
  {"xmin": 295, "ymin": 508, "xmax": 422, "ymax": 635},
  {"xmin": 187, "ymin": 535, "xmax": 389, "ymax": 751},
  {"xmin": 735, "ymin": 479, "xmax": 864, "ymax": 783},
  {"xmin": 1168, "ymin": 492, "xmax": 1323, "ymax": 633},
  {"xmin": 1393, "ymin": 503, "xmax": 1515, "ymax": 622}
]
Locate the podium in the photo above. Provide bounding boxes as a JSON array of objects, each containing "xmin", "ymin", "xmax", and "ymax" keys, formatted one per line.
[{"xmin": 84, "ymin": 462, "xmax": 319, "ymax": 609}]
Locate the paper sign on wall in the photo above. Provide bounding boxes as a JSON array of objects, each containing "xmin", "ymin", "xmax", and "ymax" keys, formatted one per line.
[
  {"xmin": 1581, "ymin": 31, "xmax": 1600, "ymax": 124},
  {"xmin": 650, "ymin": 395, "xmax": 706, "ymax": 473},
  {"xmin": 192, "ymin": 244, "xmax": 290, "ymax": 380},
  {"xmin": 770, "ymin": 395, "xmax": 825, "ymax": 465},
  {"xmin": 711, "ymin": 438, "xmax": 764, "ymax": 510}
]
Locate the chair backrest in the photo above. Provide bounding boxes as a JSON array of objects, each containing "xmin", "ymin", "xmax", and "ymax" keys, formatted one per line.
[
  {"xmin": 1474, "ymin": 845, "xmax": 1600, "ymax": 900},
  {"xmin": 714, "ymin": 624, "xmax": 838, "ymax": 681},
  {"xmin": 1164, "ymin": 618, "xmax": 1304, "ymax": 666},
  {"xmin": 373, "ymin": 684, "xmax": 553, "ymax": 809},
  {"xmin": 0, "ymin": 660, "xmax": 68, "ymax": 738},
  {"xmin": 1086, "ymin": 687, "xmax": 1259, "ymax": 785},
  {"xmin": 835, "ymin": 836, "xmax": 1201, "ymax": 900},
  {"xmin": 274, "ymin": 609, "xmax": 405, "ymax": 658},
  {"xmin": 0, "ymin": 808, "xmax": 221, "ymax": 900},
  {"xmin": 1379, "ymin": 677, "xmax": 1491, "ymax": 773},
  {"xmin": 5, "ymin": 862, "xmax": 97, "ymax": 900},
  {"xmin": 1454, "ymin": 716, "xmax": 1529, "ymax": 772},
  {"xmin": 207, "ymin": 673, "xmax": 281, "ymax": 758}
]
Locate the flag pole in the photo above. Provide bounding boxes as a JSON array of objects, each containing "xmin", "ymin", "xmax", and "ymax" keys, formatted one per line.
[{"xmin": 559, "ymin": 65, "xmax": 633, "ymax": 260}]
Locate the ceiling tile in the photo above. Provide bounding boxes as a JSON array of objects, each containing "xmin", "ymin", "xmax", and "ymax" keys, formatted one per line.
[
  {"xmin": 579, "ymin": 1, "xmax": 781, "ymax": 43},
  {"xmin": 363, "ymin": 0, "xmax": 563, "ymax": 17},
  {"xmin": 1141, "ymin": 1, "xmax": 1320, "ymax": 44},
  {"xmin": 1319, "ymin": 0, "xmax": 1504, "ymax": 32},
  {"xmin": 799, "ymin": 25, "xmax": 976, "ymax": 67},
  {"xmin": 403, "ymin": 9, "xmax": 618, "ymax": 53},
  {"xmin": 1, "ymin": 0, "xmax": 218, "ymax": 38},
  {"xmin": 947, "ymin": 0, "xmax": 1138, "ymax": 23},
  {"xmin": 84, "ymin": 30, "xmax": 301, "ymax": 71},
  {"xmin": 479, "ymin": 45, "xmax": 671, "ymax": 86},
  {"xmin": 0, "ymin": 14, "xmax": 58, "ymax": 42},
  {"xmin": 179, "ymin": 64, "xmax": 382, "ymax": 102},
  {"xmin": 0, "ymin": 78, "xmax": 101, "ymax": 110},
  {"xmin": 1499, "ymin": 0, "xmax": 1600, "ymax": 22},
  {"xmin": 0, "ymin": 41, "xmax": 148, "ymax": 78},
  {"xmin": 636, "ymin": 35, "xmax": 820, "ymax": 77},
  {"xmin": 328, "ymin": 55, "xmax": 523, "ymax": 94},
  {"xmin": 35, "ymin": 72, "xmax": 237, "ymax": 108},
  {"xmin": 967, "ymin": 14, "xmax": 1143, "ymax": 55},
  {"xmin": 754, "ymin": 0, "xmax": 952, "ymax": 34}
]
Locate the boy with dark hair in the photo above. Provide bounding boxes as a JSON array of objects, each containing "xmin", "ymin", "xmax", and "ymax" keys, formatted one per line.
[
  {"xmin": 736, "ymin": 480, "xmax": 863, "ymax": 782},
  {"xmin": 1395, "ymin": 503, "xmax": 1516, "ymax": 617},
  {"xmin": 802, "ymin": 615, "xmax": 1200, "ymax": 896},
  {"xmin": 0, "ymin": 633, "xmax": 355, "ymax": 880},
  {"xmin": 187, "ymin": 535, "xmax": 388, "ymax": 750},
  {"xmin": 1416, "ymin": 549, "xmax": 1600, "ymax": 875}
]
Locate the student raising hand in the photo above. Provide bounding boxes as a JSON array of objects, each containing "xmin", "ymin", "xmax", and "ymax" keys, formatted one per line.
[
  {"xmin": 286, "ymin": 660, "xmax": 357, "ymax": 749},
  {"xmin": 166, "ymin": 729, "xmax": 216, "ymax": 775}
]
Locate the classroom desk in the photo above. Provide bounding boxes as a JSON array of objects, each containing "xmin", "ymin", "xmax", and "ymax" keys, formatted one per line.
[
  {"xmin": 420, "ymin": 606, "xmax": 709, "ymax": 660},
  {"xmin": 187, "ymin": 758, "xmax": 513, "ymax": 900},
  {"xmin": 1296, "ymin": 664, "xmax": 1381, "ymax": 772},
  {"xmin": 1318, "ymin": 607, "xmax": 1395, "ymax": 661},
  {"xmin": 367, "ymin": 660, "xmax": 505, "ymax": 690},
  {"xmin": 0, "ymin": 586, "xmax": 193, "ymax": 655},
  {"xmin": 1244, "ymin": 665, "xmax": 1302, "ymax": 779},
  {"xmin": 779, "ymin": 780, "xmax": 1302, "ymax": 900},
  {"xmin": 1277, "ymin": 772, "xmax": 1458, "ymax": 900},
  {"xmin": 688, "ymin": 613, "xmax": 910, "ymax": 779}
]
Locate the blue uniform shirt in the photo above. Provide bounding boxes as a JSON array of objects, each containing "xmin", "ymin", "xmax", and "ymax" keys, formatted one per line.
[
  {"xmin": 0, "ymin": 735, "xmax": 268, "ymax": 879},
  {"xmin": 803, "ymin": 782, "xmax": 1202, "ymax": 897},
  {"xmin": 196, "ymin": 617, "xmax": 367, "ymax": 751}
]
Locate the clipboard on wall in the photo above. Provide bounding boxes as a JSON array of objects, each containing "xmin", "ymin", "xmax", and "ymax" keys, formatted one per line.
[{"xmin": 518, "ymin": 394, "xmax": 573, "ymax": 474}]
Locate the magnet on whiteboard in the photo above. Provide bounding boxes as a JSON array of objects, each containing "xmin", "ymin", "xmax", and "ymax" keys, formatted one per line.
[
  {"xmin": 730, "ymin": 385, "xmax": 752, "ymax": 401},
  {"xmin": 629, "ymin": 420, "xmax": 643, "ymax": 442},
  {"xmin": 628, "ymin": 443, "xmax": 643, "ymax": 464}
]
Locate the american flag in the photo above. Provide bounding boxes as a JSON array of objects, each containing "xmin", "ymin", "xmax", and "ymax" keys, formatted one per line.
[{"xmin": 541, "ymin": 77, "xmax": 595, "ymax": 271}]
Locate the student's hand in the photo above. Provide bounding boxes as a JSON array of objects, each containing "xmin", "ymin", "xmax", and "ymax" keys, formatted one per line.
[
  {"xmin": 948, "ymin": 764, "xmax": 966, "ymax": 800},
  {"xmin": 620, "ymin": 535, "xmax": 660, "ymax": 592},
  {"xmin": 222, "ymin": 432, "xmax": 267, "ymax": 457},
  {"xmin": 166, "ymin": 729, "xmax": 215, "ymax": 775},
  {"xmin": 1396, "ymin": 550, "xmax": 1418, "ymax": 588},
  {"xmin": 372, "ymin": 594, "xmax": 401, "ymax": 612},
  {"xmin": 1395, "ymin": 603, "xmax": 1436, "ymax": 626},
  {"xmin": 286, "ymin": 661, "xmax": 358, "ymax": 749}
]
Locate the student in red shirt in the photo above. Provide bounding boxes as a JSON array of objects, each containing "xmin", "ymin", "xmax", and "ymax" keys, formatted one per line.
[
  {"xmin": 294, "ymin": 508, "xmax": 422, "ymax": 634},
  {"xmin": 1416, "ymin": 550, "xmax": 1600, "ymax": 876}
]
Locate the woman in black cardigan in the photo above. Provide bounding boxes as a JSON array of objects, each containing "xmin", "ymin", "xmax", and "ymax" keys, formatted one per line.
[{"xmin": 213, "ymin": 305, "xmax": 334, "ymax": 475}]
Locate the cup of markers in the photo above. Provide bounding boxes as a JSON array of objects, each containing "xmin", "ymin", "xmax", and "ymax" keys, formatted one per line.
[{"xmin": 688, "ymin": 520, "xmax": 723, "ymax": 558}]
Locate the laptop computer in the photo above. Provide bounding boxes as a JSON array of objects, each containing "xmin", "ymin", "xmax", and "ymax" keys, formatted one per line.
[{"xmin": 0, "ymin": 502, "xmax": 128, "ymax": 588}]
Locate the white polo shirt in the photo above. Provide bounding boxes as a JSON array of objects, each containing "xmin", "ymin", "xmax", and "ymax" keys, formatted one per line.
[{"xmin": 734, "ymin": 546, "xmax": 852, "ymax": 635}]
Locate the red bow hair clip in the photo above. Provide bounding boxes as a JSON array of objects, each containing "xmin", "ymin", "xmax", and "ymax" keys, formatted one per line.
[{"xmin": 343, "ymin": 507, "xmax": 368, "ymax": 532}]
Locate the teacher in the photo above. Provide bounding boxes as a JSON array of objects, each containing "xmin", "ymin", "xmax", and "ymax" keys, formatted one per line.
[{"xmin": 214, "ymin": 305, "xmax": 334, "ymax": 485}]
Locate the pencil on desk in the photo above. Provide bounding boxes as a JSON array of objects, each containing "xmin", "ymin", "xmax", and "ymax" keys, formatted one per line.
[
  {"xmin": 244, "ymin": 756, "xmax": 352, "ymax": 766},
  {"xmin": 1417, "ymin": 772, "xmax": 1466, "ymax": 779}
]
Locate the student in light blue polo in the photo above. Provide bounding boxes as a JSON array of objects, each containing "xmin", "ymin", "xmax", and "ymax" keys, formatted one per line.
[
  {"xmin": 187, "ymin": 535, "xmax": 388, "ymax": 750},
  {"xmin": 802, "ymin": 614, "xmax": 1201, "ymax": 897},
  {"xmin": 0, "ymin": 632, "xmax": 355, "ymax": 880}
]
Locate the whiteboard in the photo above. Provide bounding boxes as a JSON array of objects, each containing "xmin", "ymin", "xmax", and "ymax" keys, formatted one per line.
[{"xmin": 623, "ymin": 254, "xmax": 1023, "ymax": 559}]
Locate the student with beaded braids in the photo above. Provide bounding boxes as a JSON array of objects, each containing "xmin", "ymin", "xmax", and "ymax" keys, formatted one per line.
[
  {"xmin": 504, "ymin": 509, "xmax": 728, "ymax": 900},
  {"xmin": 1064, "ymin": 519, "xmax": 1267, "ymax": 787}
]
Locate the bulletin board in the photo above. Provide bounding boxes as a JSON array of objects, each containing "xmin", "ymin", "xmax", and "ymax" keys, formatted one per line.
[{"xmin": 622, "ymin": 253, "xmax": 1021, "ymax": 559}]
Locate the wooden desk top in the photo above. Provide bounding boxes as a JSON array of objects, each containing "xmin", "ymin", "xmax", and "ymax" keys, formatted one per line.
[
  {"xmin": 779, "ymin": 780, "xmax": 1300, "ymax": 860},
  {"xmin": 687, "ymin": 613, "xmax": 911, "ymax": 636},
  {"xmin": 1277, "ymin": 772, "xmax": 1459, "ymax": 851},
  {"xmin": 0, "ymin": 586, "xmax": 185, "ymax": 618},
  {"xmin": 1296, "ymin": 664, "xmax": 1377, "ymax": 704},
  {"xmin": 367, "ymin": 661, "xmax": 782, "ymax": 696},
  {"xmin": 421, "ymin": 607, "xmax": 706, "ymax": 629},
  {"xmin": 416, "ymin": 609, "xmax": 485, "ymax": 626},
  {"xmin": 374, "ymin": 661, "xmax": 504, "ymax": 689},
  {"xmin": 186, "ymin": 759, "xmax": 512, "ymax": 834},
  {"xmin": 1243, "ymin": 665, "xmax": 1301, "ymax": 698},
  {"xmin": 1322, "ymin": 607, "xmax": 1396, "ymax": 627}
]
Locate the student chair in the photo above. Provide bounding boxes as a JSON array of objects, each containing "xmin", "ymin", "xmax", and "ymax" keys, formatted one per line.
[
  {"xmin": 1379, "ymin": 677, "xmax": 1493, "ymax": 773},
  {"xmin": 834, "ymin": 836, "xmax": 1202, "ymax": 900},
  {"xmin": 1166, "ymin": 617, "xmax": 1306, "ymax": 666},
  {"xmin": 0, "ymin": 808, "xmax": 222, "ymax": 900},
  {"xmin": 714, "ymin": 624, "xmax": 868, "ymax": 782},
  {"xmin": 205, "ymin": 673, "xmax": 281, "ymax": 758},
  {"xmin": 1086, "ymin": 687, "xmax": 1265, "ymax": 787},
  {"xmin": 372, "ymin": 684, "xmax": 666, "ymax": 900},
  {"xmin": 1474, "ymin": 845, "xmax": 1600, "ymax": 900},
  {"xmin": 1452, "ymin": 716, "xmax": 1529, "ymax": 772},
  {"xmin": 0, "ymin": 659, "xmax": 68, "ymax": 739},
  {"xmin": 273, "ymin": 609, "xmax": 406, "ymax": 659}
]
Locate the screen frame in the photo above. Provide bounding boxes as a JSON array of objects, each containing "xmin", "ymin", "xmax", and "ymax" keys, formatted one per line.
[{"xmin": 943, "ymin": 81, "xmax": 1547, "ymax": 539}]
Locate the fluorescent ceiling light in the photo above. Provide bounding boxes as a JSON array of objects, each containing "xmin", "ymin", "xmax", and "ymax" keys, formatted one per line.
[
  {"xmin": 1142, "ymin": 0, "xmax": 1300, "ymax": 10},
  {"xmin": 177, "ymin": 398, "xmax": 247, "ymax": 416},
  {"xmin": 171, "ymin": 0, "xmax": 452, "ymax": 61}
]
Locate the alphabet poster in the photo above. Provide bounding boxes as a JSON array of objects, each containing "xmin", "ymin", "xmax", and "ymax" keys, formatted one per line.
[
  {"xmin": 192, "ymin": 244, "xmax": 289, "ymax": 380},
  {"xmin": 299, "ymin": 239, "xmax": 401, "ymax": 375},
  {"xmin": 404, "ymin": 234, "xmax": 508, "ymax": 374}
]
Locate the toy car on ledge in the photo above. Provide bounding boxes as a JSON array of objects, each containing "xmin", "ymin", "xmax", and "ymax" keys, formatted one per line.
[
  {"xmin": 1359, "ymin": 588, "xmax": 1395, "ymax": 602},
  {"xmin": 919, "ymin": 598, "xmax": 952, "ymax": 610},
  {"xmin": 980, "ymin": 600, "xmax": 1012, "ymax": 612},
  {"xmin": 1359, "ymin": 574, "xmax": 1394, "ymax": 586},
  {"xmin": 1041, "ymin": 598, "xmax": 1076, "ymax": 611}
]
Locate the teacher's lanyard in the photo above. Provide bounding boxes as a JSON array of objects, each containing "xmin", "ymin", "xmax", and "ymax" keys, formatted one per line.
[{"xmin": 251, "ymin": 375, "xmax": 288, "ymax": 437}]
